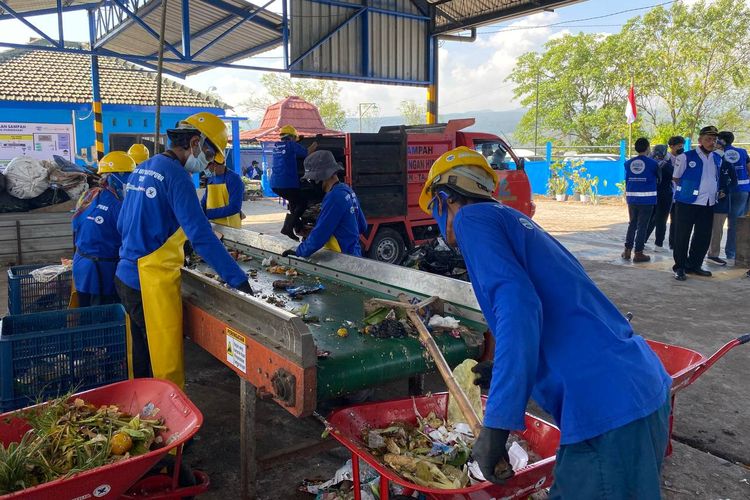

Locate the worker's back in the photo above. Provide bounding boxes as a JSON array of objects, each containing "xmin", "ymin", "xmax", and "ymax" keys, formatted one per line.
[
  {"xmin": 270, "ymin": 140, "xmax": 306, "ymax": 189},
  {"xmin": 72, "ymin": 188, "xmax": 122, "ymax": 295},
  {"xmin": 454, "ymin": 202, "xmax": 671, "ymax": 445}
]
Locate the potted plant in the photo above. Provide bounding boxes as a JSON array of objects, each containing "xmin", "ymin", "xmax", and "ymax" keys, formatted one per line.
[{"xmin": 547, "ymin": 160, "xmax": 569, "ymax": 201}]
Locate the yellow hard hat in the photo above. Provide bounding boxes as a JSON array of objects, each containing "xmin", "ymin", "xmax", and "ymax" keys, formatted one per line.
[
  {"xmin": 127, "ymin": 143, "xmax": 150, "ymax": 165},
  {"xmin": 279, "ymin": 125, "xmax": 298, "ymax": 138},
  {"xmin": 182, "ymin": 112, "xmax": 228, "ymax": 164},
  {"xmin": 98, "ymin": 151, "xmax": 136, "ymax": 174},
  {"xmin": 418, "ymin": 146, "xmax": 498, "ymax": 215}
]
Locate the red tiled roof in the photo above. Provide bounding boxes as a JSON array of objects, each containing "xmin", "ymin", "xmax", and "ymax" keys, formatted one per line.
[
  {"xmin": 240, "ymin": 96, "xmax": 342, "ymax": 142},
  {"xmin": 0, "ymin": 44, "xmax": 227, "ymax": 109}
]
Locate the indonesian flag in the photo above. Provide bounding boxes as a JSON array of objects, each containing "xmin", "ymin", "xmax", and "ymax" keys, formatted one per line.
[{"xmin": 625, "ymin": 85, "xmax": 637, "ymax": 124}]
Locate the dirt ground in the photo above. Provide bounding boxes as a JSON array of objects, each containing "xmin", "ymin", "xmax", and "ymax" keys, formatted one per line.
[{"xmin": 2, "ymin": 197, "xmax": 748, "ymax": 499}]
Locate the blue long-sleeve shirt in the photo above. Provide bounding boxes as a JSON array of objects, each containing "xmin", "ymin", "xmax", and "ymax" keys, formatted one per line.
[
  {"xmin": 72, "ymin": 188, "xmax": 122, "ymax": 295},
  {"xmin": 296, "ymin": 183, "xmax": 367, "ymax": 258},
  {"xmin": 270, "ymin": 140, "xmax": 307, "ymax": 189},
  {"xmin": 116, "ymin": 153, "xmax": 247, "ymax": 290},
  {"xmin": 200, "ymin": 168, "xmax": 244, "ymax": 220},
  {"xmin": 454, "ymin": 203, "xmax": 671, "ymax": 445}
]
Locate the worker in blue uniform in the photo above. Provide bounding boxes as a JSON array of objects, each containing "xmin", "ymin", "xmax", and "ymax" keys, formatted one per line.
[
  {"xmin": 281, "ymin": 150, "xmax": 367, "ymax": 259},
  {"xmin": 419, "ymin": 146, "xmax": 672, "ymax": 498},
  {"xmin": 200, "ymin": 160, "xmax": 244, "ymax": 228},
  {"xmin": 622, "ymin": 137, "xmax": 659, "ymax": 263},
  {"xmin": 71, "ymin": 151, "xmax": 134, "ymax": 307},
  {"xmin": 719, "ymin": 131, "xmax": 750, "ymax": 263},
  {"xmin": 115, "ymin": 112, "xmax": 254, "ymax": 388},
  {"xmin": 270, "ymin": 125, "xmax": 317, "ymax": 241}
]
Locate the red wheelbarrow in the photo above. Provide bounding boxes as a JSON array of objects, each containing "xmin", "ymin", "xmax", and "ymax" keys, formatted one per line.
[
  {"xmin": 0, "ymin": 378, "xmax": 208, "ymax": 500},
  {"xmin": 646, "ymin": 334, "xmax": 750, "ymax": 455},
  {"xmin": 327, "ymin": 393, "xmax": 560, "ymax": 500}
]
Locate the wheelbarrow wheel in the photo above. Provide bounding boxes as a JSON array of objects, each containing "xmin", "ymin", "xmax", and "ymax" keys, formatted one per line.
[{"xmin": 149, "ymin": 454, "xmax": 198, "ymax": 499}]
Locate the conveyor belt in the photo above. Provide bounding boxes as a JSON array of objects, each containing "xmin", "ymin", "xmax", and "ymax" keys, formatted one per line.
[{"xmin": 192, "ymin": 257, "xmax": 482, "ymax": 400}]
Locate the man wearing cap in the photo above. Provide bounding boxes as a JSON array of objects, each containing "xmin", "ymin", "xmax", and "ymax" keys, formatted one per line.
[
  {"xmin": 270, "ymin": 125, "xmax": 317, "ymax": 241},
  {"xmin": 420, "ymin": 146, "xmax": 671, "ymax": 497},
  {"xmin": 671, "ymin": 126, "xmax": 722, "ymax": 280},
  {"xmin": 281, "ymin": 150, "xmax": 367, "ymax": 259},
  {"xmin": 115, "ymin": 112, "xmax": 254, "ymax": 388}
]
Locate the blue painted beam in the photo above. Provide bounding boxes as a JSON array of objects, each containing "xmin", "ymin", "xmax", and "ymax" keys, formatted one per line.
[
  {"xmin": 94, "ymin": 0, "xmax": 162, "ymax": 49},
  {"xmin": 201, "ymin": 0, "xmax": 281, "ymax": 32},
  {"xmin": 57, "ymin": 0, "xmax": 64, "ymax": 45},
  {"xmin": 231, "ymin": 120, "xmax": 241, "ymax": 173},
  {"xmin": 182, "ymin": 0, "xmax": 191, "ymax": 58},
  {"xmin": 0, "ymin": 1, "xmax": 60, "ymax": 47},
  {"xmin": 281, "ymin": 0, "xmax": 289, "ymax": 68},
  {"xmin": 0, "ymin": 2, "xmax": 97, "ymax": 20},
  {"xmin": 102, "ymin": 0, "xmax": 184, "ymax": 60},
  {"xmin": 191, "ymin": 0, "xmax": 275, "ymax": 60},
  {"xmin": 290, "ymin": 70, "xmax": 430, "ymax": 86},
  {"xmin": 305, "ymin": 0, "xmax": 430, "ymax": 21},
  {"xmin": 289, "ymin": 8, "xmax": 366, "ymax": 68},
  {"xmin": 182, "ymin": 37, "xmax": 284, "ymax": 75}
]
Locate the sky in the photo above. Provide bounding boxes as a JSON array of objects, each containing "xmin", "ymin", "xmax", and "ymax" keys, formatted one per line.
[{"xmin": 0, "ymin": 0, "xmax": 719, "ymax": 119}]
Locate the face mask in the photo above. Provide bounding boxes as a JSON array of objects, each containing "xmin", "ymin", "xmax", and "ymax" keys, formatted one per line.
[
  {"xmin": 185, "ymin": 151, "xmax": 209, "ymax": 173},
  {"xmin": 430, "ymin": 191, "xmax": 449, "ymax": 239}
]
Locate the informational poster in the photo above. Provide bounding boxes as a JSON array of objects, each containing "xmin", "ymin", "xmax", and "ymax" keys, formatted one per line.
[{"xmin": 0, "ymin": 122, "xmax": 75, "ymax": 167}]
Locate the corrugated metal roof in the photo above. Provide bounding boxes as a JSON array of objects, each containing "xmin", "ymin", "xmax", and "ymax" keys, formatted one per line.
[
  {"xmin": 0, "ymin": 43, "xmax": 226, "ymax": 108},
  {"xmin": 434, "ymin": 0, "xmax": 583, "ymax": 34},
  {"xmin": 289, "ymin": 0, "xmax": 428, "ymax": 85},
  {"xmin": 96, "ymin": 0, "xmax": 282, "ymax": 76},
  {"xmin": 240, "ymin": 96, "xmax": 342, "ymax": 142}
]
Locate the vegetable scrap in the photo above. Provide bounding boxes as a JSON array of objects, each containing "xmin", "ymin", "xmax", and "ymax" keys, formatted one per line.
[
  {"xmin": 261, "ymin": 257, "xmax": 276, "ymax": 267},
  {"xmin": 267, "ymin": 265, "xmax": 288, "ymax": 275},
  {"xmin": 0, "ymin": 396, "xmax": 165, "ymax": 495},
  {"xmin": 336, "ymin": 328, "xmax": 349, "ymax": 338},
  {"xmin": 229, "ymin": 250, "xmax": 252, "ymax": 262},
  {"xmin": 273, "ymin": 280, "xmax": 296, "ymax": 290}
]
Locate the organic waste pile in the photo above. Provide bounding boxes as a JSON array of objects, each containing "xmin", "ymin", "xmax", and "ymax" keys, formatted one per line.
[{"xmin": 0, "ymin": 396, "xmax": 166, "ymax": 495}]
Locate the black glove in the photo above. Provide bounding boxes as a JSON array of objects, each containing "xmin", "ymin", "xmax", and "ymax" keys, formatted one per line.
[
  {"xmin": 235, "ymin": 281, "xmax": 255, "ymax": 295},
  {"xmin": 472, "ymin": 427, "xmax": 513, "ymax": 484},
  {"xmin": 472, "ymin": 361, "xmax": 494, "ymax": 390},
  {"xmin": 281, "ymin": 248, "xmax": 297, "ymax": 258}
]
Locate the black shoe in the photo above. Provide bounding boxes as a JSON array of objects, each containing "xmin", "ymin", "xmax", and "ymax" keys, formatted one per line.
[
  {"xmin": 686, "ymin": 268, "xmax": 712, "ymax": 277},
  {"xmin": 706, "ymin": 256, "xmax": 727, "ymax": 266},
  {"xmin": 674, "ymin": 268, "xmax": 687, "ymax": 281},
  {"xmin": 280, "ymin": 228, "xmax": 299, "ymax": 242}
]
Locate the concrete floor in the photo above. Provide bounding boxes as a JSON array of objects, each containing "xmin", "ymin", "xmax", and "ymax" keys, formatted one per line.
[{"xmin": 2, "ymin": 198, "xmax": 748, "ymax": 499}]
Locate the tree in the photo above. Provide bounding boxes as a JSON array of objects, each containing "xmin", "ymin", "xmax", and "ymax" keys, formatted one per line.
[
  {"xmin": 240, "ymin": 74, "xmax": 347, "ymax": 130},
  {"xmin": 399, "ymin": 100, "xmax": 426, "ymax": 125},
  {"xmin": 508, "ymin": 0, "xmax": 750, "ymax": 145}
]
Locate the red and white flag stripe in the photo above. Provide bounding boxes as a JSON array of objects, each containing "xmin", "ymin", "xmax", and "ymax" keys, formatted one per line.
[{"xmin": 625, "ymin": 85, "xmax": 637, "ymax": 124}]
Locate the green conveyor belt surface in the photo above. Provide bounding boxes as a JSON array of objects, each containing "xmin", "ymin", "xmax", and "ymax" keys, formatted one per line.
[{"xmin": 194, "ymin": 254, "xmax": 482, "ymax": 399}]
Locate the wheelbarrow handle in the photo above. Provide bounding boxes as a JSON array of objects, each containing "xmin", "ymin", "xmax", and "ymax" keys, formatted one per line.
[{"xmin": 688, "ymin": 334, "xmax": 750, "ymax": 386}]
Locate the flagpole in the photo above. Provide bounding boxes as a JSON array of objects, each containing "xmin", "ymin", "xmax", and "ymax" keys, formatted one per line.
[{"xmin": 628, "ymin": 74, "xmax": 634, "ymax": 157}]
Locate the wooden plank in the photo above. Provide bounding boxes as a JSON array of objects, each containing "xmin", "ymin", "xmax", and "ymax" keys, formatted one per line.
[
  {"xmin": 0, "ymin": 250, "xmax": 71, "ymax": 266},
  {"xmin": 0, "ymin": 224, "xmax": 72, "ymax": 242},
  {"xmin": 18, "ymin": 238, "xmax": 74, "ymax": 253}
]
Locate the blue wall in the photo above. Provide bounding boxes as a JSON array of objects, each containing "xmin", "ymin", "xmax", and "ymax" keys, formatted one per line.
[
  {"xmin": 522, "ymin": 141, "xmax": 627, "ymax": 197},
  {"xmin": 0, "ymin": 101, "xmax": 225, "ymax": 165}
]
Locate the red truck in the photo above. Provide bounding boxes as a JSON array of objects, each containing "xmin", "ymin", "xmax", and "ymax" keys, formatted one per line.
[{"xmin": 302, "ymin": 119, "xmax": 534, "ymax": 264}]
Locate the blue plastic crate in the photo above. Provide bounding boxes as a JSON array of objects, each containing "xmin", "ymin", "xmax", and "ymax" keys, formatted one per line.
[
  {"xmin": 7, "ymin": 264, "xmax": 73, "ymax": 315},
  {"xmin": 0, "ymin": 304, "xmax": 128, "ymax": 412}
]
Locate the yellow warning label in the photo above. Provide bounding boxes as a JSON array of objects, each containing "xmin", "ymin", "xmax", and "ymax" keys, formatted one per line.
[{"xmin": 226, "ymin": 327, "xmax": 247, "ymax": 373}]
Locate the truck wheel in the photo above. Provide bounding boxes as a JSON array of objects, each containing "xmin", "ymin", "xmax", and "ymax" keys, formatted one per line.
[{"xmin": 368, "ymin": 228, "xmax": 406, "ymax": 264}]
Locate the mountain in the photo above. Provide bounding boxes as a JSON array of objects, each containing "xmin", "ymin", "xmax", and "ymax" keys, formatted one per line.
[{"xmin": 342, "ymin": 108, "xmax": 526, "ymax": 142}]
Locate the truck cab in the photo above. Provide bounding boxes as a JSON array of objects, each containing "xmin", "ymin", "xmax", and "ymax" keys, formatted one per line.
[{"xmin": 300, "ymin": 119, "xmax": 534, "ymax": 264}]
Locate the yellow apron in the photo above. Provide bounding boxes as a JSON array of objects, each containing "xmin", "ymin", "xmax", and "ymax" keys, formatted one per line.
[
  {"xmin": 323, "ymin": 236, "xmax": 342, "ymax": 253},
  {"xmin": 206, "ymin": 183, "xmax": 241, "ymax": 229},
  {"xmin": 137, "ymin": 229, "xmax": 187, "ymax": 388}
]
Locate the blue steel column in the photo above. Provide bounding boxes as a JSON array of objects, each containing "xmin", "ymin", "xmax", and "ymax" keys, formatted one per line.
[
  {"xmin": 361, "ymin": 6, "xmax": 369, "ymax": 77},
  {"xmin": 57, "ymin": 0, "xmax": 64, "ymax": 44},
  {"xmin": 181, "ymin": 0, "xmax": 191, "ymax": 57},
  {"xmin": 231, "ymin": 120, "xmax": 241, "ymax": 173},
  {"xmin": 282, "ymin": 0, "xmax": 289, "ymax": 68},
  {"xmin": 88, "ymin": 9, "xmax": 104, "ymax": 160}
]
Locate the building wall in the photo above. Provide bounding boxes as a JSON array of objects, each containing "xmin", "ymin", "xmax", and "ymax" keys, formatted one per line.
[{"xmin": 0, "ymin": 101, "xmax": 224, "ymax": 165}]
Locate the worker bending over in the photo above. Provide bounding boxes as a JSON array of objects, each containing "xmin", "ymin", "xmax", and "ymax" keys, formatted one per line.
[
  {"xmin": 420, "ymin": 147, "xmax": 671, "ymax": 498},
  {"xmin": 72, "ymin": 151, "xmax": 134, "ymax": 307},
  {"xmin": 115, "ymin": 112, "xmax": 254, "ymax": 388},
  {"xmin": 127, "ymin": 143, "xmax": 150, "ymax": 165},
  {"xmin": 200, "ymin": 160, "xmax": 244, "ymax": 228},
  {"xmin": 282, "ymin": 150, "xmax": 367, "ymax": 259},
  {"xmin": 270, "ymin": 125, "xmax": 316, "ymax": 241}
]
